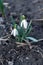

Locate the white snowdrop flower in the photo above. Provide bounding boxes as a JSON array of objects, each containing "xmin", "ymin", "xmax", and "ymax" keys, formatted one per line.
[
  {"xmin": 3, "ymin": 3, "xmax": 9, "ymax": 7},
  {"xmin": 21, "ymin": 19, "xmax": 28, "ymax": 29},
  {"xmin": 11, "ymin": 28, "xmax": 18, "ymax": 37},
  {"xmin": 20, "ymin": 15, "xmax": 28, "ymax": 29}
]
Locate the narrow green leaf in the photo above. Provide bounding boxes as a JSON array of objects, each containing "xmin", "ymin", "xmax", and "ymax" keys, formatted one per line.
[
  {"xmin": 17, "ymin": 25, "xmax": 26, "ymax": 42},
  {"xmin": 26, "ymin": 37, "xmax": 38, "ymax": 42},
  {"xmin": 25, "ymin": 20, "xmax": 32, "ymax": 35},
  {"xmin": 10, "ymin": 16, "xmax": 16, "ymax": 27},
  {"xmin": 28, "ymin": 20, "xmax": 32, "ymax": 28},
  {"xmin": 25, "ymin": 25, "xmax": 32, "ymax": 37},
  {"xmin": 0, "ymin": 0, "xmax": 5, "ymax": 16}
]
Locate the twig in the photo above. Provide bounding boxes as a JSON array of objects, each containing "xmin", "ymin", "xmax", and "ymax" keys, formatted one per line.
[
  {"xmin": 0, "ymin": 34, "xmax": 11, "ymax": 41},
  {"xmin": 24, "ymin": 39, "xmax": 32, "ymax": 49},
  {"xmin": 16, "ymin": 40, "xmax": 32, "ymax": 49},
  {"xmin": 1, "ymin": 34, "xmax": 11, "ymax": 39},
  {"xmin": 16, "ymin": 42, "xmax": 27, "ymax": 45},
  {"xmin": 8, "ymin": 49, "xmax": 17, "ymax": 54},
  {"xmin": 0, "ymin": 24, "xmax": 5, "ymax": 27},
  {"xmin": 0, "ymin": 38, "xmax": 8, "ymax": 41},
  {"xmin": 16, "ymin": 38, "xmax": 43, "ymax": 48},
  {"xmin": 38, "ymin": 39, "xmax": 43, "ymax": 42},
  {"xmin": 32, "ymin": 19, "xmax": 43, "ymax": 21},
  {"xmin": 31, "ymin": 38, "xmax": 43, "ymax": 44}
]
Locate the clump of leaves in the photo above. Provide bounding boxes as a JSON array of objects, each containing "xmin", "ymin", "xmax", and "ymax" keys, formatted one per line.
[{"xmin": 14, "ymin": 20, "xmax": 38, "ymax": 43}]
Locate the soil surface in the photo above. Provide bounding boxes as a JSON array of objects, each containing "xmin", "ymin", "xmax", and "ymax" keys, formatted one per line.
[
  {"xmin": 3, "ymin": 0, "xmax": 43, "ymax": 19},
  {"xmin": 0, "ymin": 0, "xmax": 43, "ymax": 65}
]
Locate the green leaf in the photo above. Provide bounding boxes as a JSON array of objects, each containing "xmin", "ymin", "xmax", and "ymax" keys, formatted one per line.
[
  {"xmin": 20, "ymin": 15, "xmax": 22, "ymax": 22},
  {"xmin": 10, "ymin": 16, "xmax": 16, "ymax": 27},
  {"xmin": 26, "ymin": 37, "xmax": 38, "ymax": 42},
  {"xmin": 26, "ymin": 26, "xmax": 32, "ymax": 36},
  {"xmin": 17, "ymin": 25, "xmax": 26, "ymax": 42},
  {"xmin": 15, "ymin": 20, "xmax": 32, "ymax": 42},
  {"xmin": 28, "ymin": 20, "xmax": 32, "ymax": 28},
  {"xmin": 25, "ymin": 20, "xmax": 32, "ymax": 35},
  {"xmin": 0, "ymin": 0, "xmax": 5, "ymax": 16}
]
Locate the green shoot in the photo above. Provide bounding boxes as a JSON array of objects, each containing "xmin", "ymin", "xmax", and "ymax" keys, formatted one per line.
[{"xmin": 0, "ymin": 0, "xmax": 5, "ymax": 16}]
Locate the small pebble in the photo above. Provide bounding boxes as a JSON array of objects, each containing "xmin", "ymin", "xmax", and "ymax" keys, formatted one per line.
[
  {"xmin": 0, "ymin": 17, "xmax": 3, "ymax": 22},
  {"xmin": 3, "ymin": 2, "xmax": 9, "ymax": 7},
  {"xmin": 26, "ymin": 57, "xmax": 29, "ymax": 60},
  {"xmin": 8, "ymin": 61, "xmax": 13, "ymax": 65}
]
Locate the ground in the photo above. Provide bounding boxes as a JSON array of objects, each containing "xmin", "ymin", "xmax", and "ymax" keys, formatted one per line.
[{"xmin": 0, "ymin": 0, "xmax": 43, "ymax": 65}]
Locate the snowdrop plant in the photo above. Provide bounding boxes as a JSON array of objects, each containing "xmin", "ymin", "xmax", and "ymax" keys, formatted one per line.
[
  {"xmin": 16, "ymin": 20, "xmax": 32, "ymax": 42},
  {"xmin": 11, "ymin": 18, "xmax": 38, "ymax": 43}
]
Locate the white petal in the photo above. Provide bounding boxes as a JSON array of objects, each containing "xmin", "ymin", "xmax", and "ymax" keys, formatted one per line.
[
  {"xmin": 11, "ymin": 30, "xmax": 14, "ymax": 35},
  {"xmin": 3, "ymin": 3, "xmax": 9, "ymax": 6},
  {"xmin": 21, "ymin": 19, "xmax": 28, "ymax": 29},
  {"xmin": 11, "ymin": 29, "xmax": 18, "ymax": 37}
]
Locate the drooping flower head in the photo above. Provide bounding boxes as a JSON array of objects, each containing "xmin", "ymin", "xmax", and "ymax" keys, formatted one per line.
[
  {"xmin": 20, "ymin": 15, "xmax": 28, "ymax": 29},
  {"xmin": 21, "ymin": 15, "xmax": 25, "ymax": 19},
  {"xmin": 20, "ymin": 15, "xmax": 25, "ymax": 21},
  {"xmin": 11, "ymin": 24, "xmax": 18, "ymax": 37}
]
